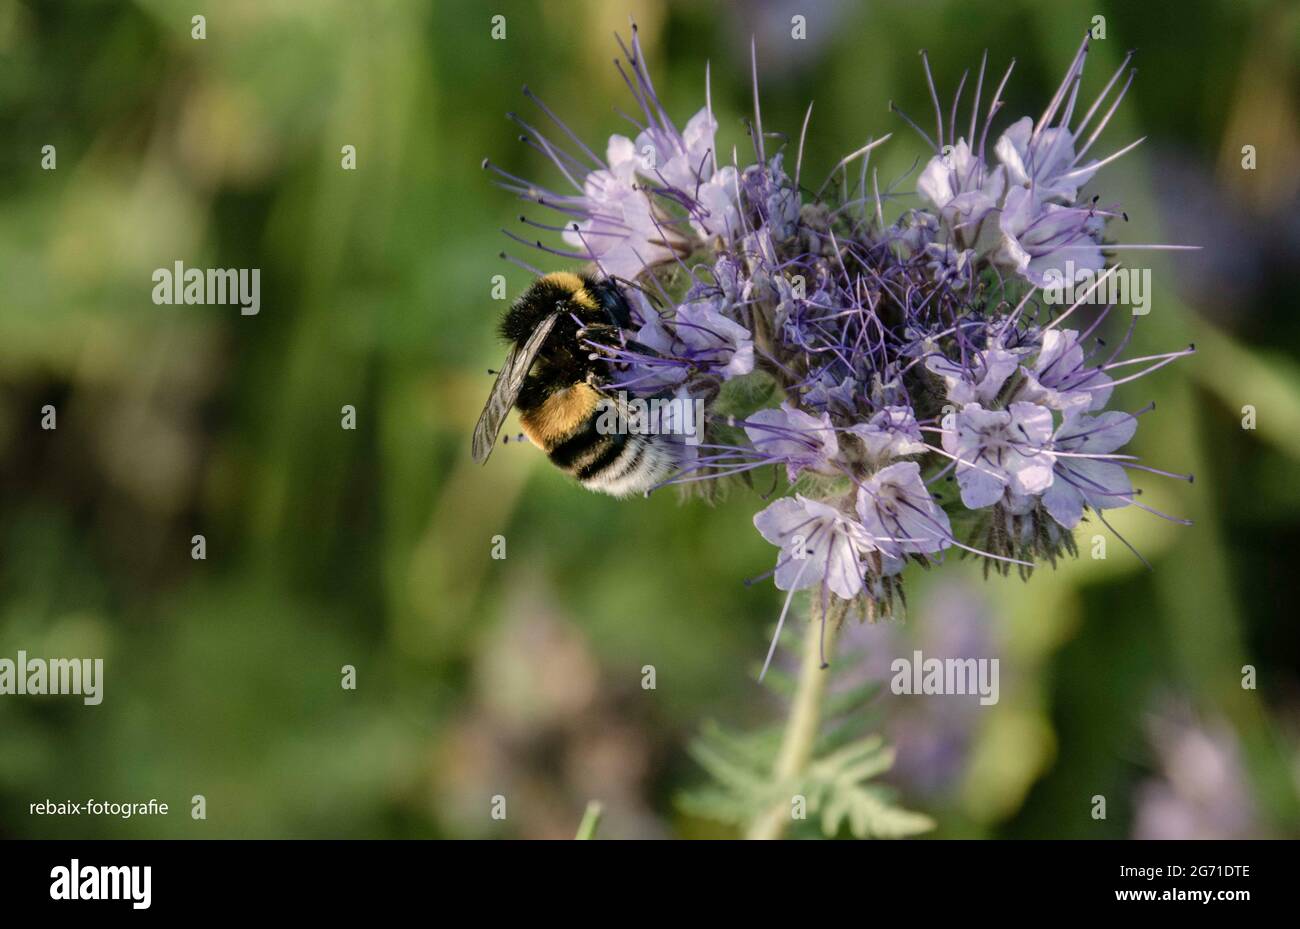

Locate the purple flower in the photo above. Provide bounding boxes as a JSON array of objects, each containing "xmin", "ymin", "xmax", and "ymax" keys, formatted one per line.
[
  {"xmin": 995, "ymin": 116, "xmax": 1099, "ymax": 204},
  {"xmin": 804, "ymin": 373, "xmax": 862, "ymax": 418},
  {"xmin": 1039, "ymin": 410, "xmax": 1136, "ymax": 528},
  {"xmin": 1016, "ymin": 328, "xmax": 1113, "ymax": 412},
  {"xmin": 633, "ymin": 108, "xmax": 740, "ymax": 240},
  {"xmin": 561, "ymin": 144, "xmax": 686, "ymax": 280},
  {"xmin": 941, "ymin": 401, "xmax": 1056, "ymax": 509},
  {"xmin": 629, "ymin": 293, "xmax": 754, "ymax": 390},
  {"xmin": 633, "ymin": 108, "xmax": 713, "ymax": 191},
  {"xmin": 917, "ymin": 139, "xmax": 1007, "ymax": 247},
  {"xmin": 922, "ymin": 243, "xmax": 977, "ymax": 290},
  {"xmin": 712, "ymin": 254, "xmax": 743, "ymax": 301},
  {"xmin": 995, "ymin": 186, "xmax": 1104, "ymax": 288},
  {"xmin": 856, "ymin": 461, "xmax": 953, "ymax": 559},
  {"xmin": 847, "ymin": 406, "xmax": 927, "ymax": 464},
  {"xmin": 926, "ymin": 347, "xmax": 1022, "ymax": 407},
  {"xmin": 490, "ymin": 29, "xmax": 736, "ymax": 280},
  {"xmin": 892, "ymin": 209, "xmax": 940, "ymax": 252},
  {"xmin": 491, "ymin": 26, "xmax": 1193, "ymax": 614},
  {"xmin": 741, "ymin": 153, "xmax": 800, "ymax": 241},
  {"xmin": 753, "ymin": 495, "xmax": 874, "ymax": 600},
  {"xmin": 744, "ymin": 403, "xmax": 839, "ymax": 481}
]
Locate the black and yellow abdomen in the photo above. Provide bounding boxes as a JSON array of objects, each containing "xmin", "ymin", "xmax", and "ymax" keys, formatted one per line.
[{"xmin": 517, "ymin": 384, "xmax": 677, "ymax": 497}]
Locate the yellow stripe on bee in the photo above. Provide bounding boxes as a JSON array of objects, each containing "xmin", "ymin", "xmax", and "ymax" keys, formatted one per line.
[
  {"xmin": 518, "ymin": 382, "xmax": 601, "ymax": 450},
  {"xmin": 539, "ymin": 271, "xmax": 597, "ymax": 310}
]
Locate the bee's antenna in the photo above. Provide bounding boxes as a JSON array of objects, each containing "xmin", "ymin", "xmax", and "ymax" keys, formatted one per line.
[{"xmin": 612, "ymin": 274, "xmax": 663, "ymax": 308}]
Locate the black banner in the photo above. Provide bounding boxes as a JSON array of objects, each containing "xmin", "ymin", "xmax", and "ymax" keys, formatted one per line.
[{"xmin": 0, "ymin": 839, "xmax": 1287, "ymax": 915}]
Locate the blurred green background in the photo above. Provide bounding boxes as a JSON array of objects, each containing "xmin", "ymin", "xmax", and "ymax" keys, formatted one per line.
[{"xmin": 1, "ymin": 0, "xmax": 1298, "ymax": 839}]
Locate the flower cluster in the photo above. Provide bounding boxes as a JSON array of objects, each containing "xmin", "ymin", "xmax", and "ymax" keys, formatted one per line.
[{"xmin": 488, "ymin": 27, "xmax": 1192, "ymax": 654}]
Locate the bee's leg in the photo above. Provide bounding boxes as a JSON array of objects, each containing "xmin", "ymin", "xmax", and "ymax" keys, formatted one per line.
[
  {"xmin": 576, "ymin": 322, "xmax": 621, "ymax": 342},
  {"xmin": 577, "ymin": 321, "xmax": 663, "ymax": 360},
  {"xmin": 623, "ymin": 339, "xmax": 663, "ymax": 357},
  {"xmin": 577, "ymin": 324, "xmax": 626, "ymax": 366}
]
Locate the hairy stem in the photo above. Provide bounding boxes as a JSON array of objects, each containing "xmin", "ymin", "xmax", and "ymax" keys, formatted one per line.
[{"xmin": 746, "ymin": 596, "xmax": 846, "ymax": 840}]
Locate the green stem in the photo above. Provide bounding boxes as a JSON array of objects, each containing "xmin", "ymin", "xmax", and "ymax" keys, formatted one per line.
[
  {"xmin": 574, "ymin": 800, "xmax": 603, "ymax": 840},
  {"xmin": 746, "ymin": 597, "xmax": 845, "ymax": 840}
]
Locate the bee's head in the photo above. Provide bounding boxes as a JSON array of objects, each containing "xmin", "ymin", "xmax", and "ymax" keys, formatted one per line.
[{"xmin": 587, "ymin": 277, "xmax": 634, "ymax": 329}]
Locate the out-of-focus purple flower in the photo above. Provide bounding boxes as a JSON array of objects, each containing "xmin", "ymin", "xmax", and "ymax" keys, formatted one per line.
[
  {"xmin": 834, "ymin": 579, "xmax": 999, "ymax": 798},
  {"xmin": 1133, "ymin": 708, "xmax": 1260, "ymax": 840}
]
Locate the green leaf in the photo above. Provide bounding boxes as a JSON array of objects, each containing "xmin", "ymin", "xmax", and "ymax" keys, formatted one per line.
[
  {"xmin": 675, "ymin": 784, "xmax": 756, "ymax": 824},
  {"xmin": 712, "ymin": 369, "xmax": 780, "ymax": 419},
  {"xmin": 820, "ymin": 782, "xmax": 935, "ymax": 839},
  {"xmin": 688, "ymin": 728, "xmax": 769, "ymax": 796},
  {"xmin": 800, "ymin": 736, "xmax": 935, "ymax": 839}
]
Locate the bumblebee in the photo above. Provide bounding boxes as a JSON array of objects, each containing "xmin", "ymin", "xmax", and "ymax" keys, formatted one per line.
[{"xmin": 472, "ymin": 272, "xmax": 680, "ymax": 496}]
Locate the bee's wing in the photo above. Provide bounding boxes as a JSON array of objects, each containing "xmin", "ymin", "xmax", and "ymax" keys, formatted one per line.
[{"xmin": 471, "ymin": 311, "xmax": 560, "ymax": 464}]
